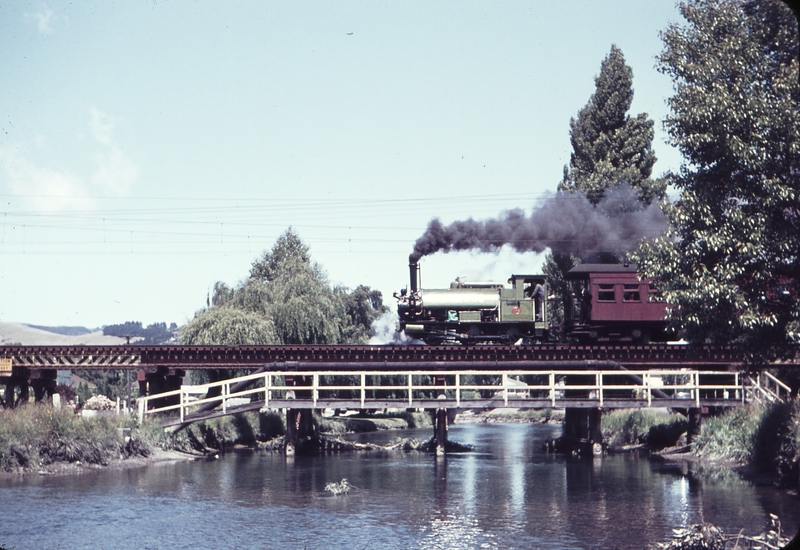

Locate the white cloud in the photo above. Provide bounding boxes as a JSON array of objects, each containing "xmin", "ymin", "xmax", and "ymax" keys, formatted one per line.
[
  {"xmin": 25, "ymin": 6, "xmax": 55, "ymax": 34},
  {"xmin": 89, "ymin": 107, "xmax": 139, "ymax": 196},
  {"xmin": 92, "ymin": 147, "xmax": 138, "ymax": 196},
  {"xmin": 0, "ymin": 146, "xmax": 96, "ymax": 212},
  {"xmin": 0, "ymin": 107, "xmax": 139, "ymax": 210}
]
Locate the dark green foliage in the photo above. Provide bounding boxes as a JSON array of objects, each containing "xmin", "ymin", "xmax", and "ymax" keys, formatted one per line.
[
  {"xmin": 103, "ymin": 321, "xmax": 177, "ymax": 344},
  {"xmin": 180, "ymin": 307, "xmax": 278, "ymax": 345},
  {"xmin": 73, "ymin": 370, "xmax": 134, "ymax": 402},
  {"xmin": 54, "ymin": 383, "xmax": 76, "ymax": 403},
  {"xmin": 602, "ymin": 409, "xmax": 687, "ymax": 449},
  {"xmin": 541, "ymin": 252, "xmax": 581, "ymax": 341},
  {"xmin": 559, "ymin": 45, "xmax": 663, "ymax": 206},
  {"xmin": 632, "ymin": 0, "xmax": 799, "ymax": 353}
]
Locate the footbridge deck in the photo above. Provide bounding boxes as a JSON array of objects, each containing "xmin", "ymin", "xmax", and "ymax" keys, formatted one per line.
[{"xmin": 139, "ymin": 368, "xmax": 792, "ymax": 428}]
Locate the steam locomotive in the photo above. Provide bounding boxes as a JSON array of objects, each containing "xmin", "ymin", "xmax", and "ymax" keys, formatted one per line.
[{"xmin": 394, "ymin": 260, "xmax": 670, "ymax": 345}]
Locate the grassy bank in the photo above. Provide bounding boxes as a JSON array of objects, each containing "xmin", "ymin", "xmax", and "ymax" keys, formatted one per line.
[
  {"xmin": 602, "ymin": 409, "xmax": 687, "ymax": 450},
  {"xmin": 603, "ymin": 402, "xmax": 800, "ymax": 488},
  {"xmin": 0, "ymin": 406, "xmax": 437, "ymax": 473},
  {"xmin": 693, "ymin": 401, "xmax": 800, "ymax": 486},
  {"xmin": 0, "ymin": 406, "xmax": 153, "ymax": 473}
]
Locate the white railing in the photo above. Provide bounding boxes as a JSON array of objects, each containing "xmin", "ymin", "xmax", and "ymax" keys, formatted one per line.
[
  {"xmin": 746, "ymin": 372, "xmax": 793, "ymax": 404},
  {"xmin": 137, "ymin": 369, "xmax": 767, "ymax": 424}
]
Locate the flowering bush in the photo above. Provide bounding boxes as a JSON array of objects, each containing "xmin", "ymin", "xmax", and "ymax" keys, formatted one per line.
[{"xmin": 83, "ymin": 394, "xmax": 115, "ymax": 411}]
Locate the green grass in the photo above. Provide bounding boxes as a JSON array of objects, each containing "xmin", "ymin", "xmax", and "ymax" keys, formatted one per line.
[
  {"xmin": 602, "ymin": 409, "xmax": 687, "ymax": 449},
  {"xmin": 694, "ymin": 401, "xmax": 800, "ymax": 474},
  {"xmin": 0, "ymin": 406, "xmax": 148, "ymax": 472}
]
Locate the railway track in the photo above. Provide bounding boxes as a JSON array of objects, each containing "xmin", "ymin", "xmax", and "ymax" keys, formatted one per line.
[{"xmin": 2, "ymin": 343, "xmax": 797, "ymax": 371}]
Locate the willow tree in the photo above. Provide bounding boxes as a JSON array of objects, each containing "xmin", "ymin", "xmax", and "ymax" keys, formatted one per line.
[
  {"xmin": 182, "ymin": 228, "xmax": 385, "ymax": 347},
  {"xmin": 631, "ymin": 0, "xmax": 800, "ymax": 356}
]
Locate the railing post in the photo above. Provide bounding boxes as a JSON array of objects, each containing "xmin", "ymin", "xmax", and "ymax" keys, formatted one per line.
[
  {"xmin": 313, "ymin": 374, "xmax": 318, "ymax": 407},
  {"xmin": 550, "ymin": 372, "xmax": 556, "ymax": 407},
  {"xmin": 360, "ymin": 374, "xmax": 365, "ymax": 408},
  {"xmin": 222, "ymin": 382, "xmax": 228, "ymax": 414},
  {"xmin": 407, "ymin": 374, "xmax": 413, "ymax": 407},
  {"xmin": 138, "ymin": 397, "xmax": 145, "ymax": 423},
  {"xmin": 265, "ymin": 373, "xmax": 270, "ymax": 409},
  {"xmin": 180, "ymin": 388, "xmax": 185, "ymax": 423},
  {"xmin": 694, "ymin": 372, "xmax": 700, "ymax": 408},
  {"xmin": 502, "ymin": 373, "xmax": 508, "ymax": 407},
  {"xmin": 456, "ymin": 373, "xmax": 461, "ymax": 407},
  {"xmin": 597, "ymin": 372, "xmax": 603, "ymax": 407}
]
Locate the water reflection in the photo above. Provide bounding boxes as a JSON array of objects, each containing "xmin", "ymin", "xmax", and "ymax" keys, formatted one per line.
[{"xmin": 0, "ymin": 423, "xmax": 797, "ymax": 550}]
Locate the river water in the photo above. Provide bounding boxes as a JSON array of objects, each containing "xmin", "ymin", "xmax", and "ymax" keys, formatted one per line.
[{"xmin": 1, "ymin": 423, "xmax": 798, "ymax": 550}]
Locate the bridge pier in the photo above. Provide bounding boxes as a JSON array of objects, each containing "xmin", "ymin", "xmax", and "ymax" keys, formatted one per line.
[
  {"xmin": 284, "ymin": 374, "xmax": 319, "ymax": 455},
  {"xmin": 433, "ymin": 407, "xmax": 448, "ymax": 456},
  {"xmin": 560, "ymin": 407, "xmax": 603, "ymax": 455}
]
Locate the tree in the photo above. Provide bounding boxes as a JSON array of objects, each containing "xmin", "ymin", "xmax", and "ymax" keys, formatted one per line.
[
  {"xmin": 631, "ymin": 0, "xmax": 800, "ymax": 354},
  {"xmin": 180, "ymin": 307, "xmax": 277, "ymax": 345},
  {"xmin": 181, "ymin": 228, "xmax": 385, "ymax": 347},
  {"xmin": 559, "ymin": 45, "xmax": 664, "ymax": 206},
  {"xmin": 546, "ymin": 46, "xmax": 665, "ymax": 338}
]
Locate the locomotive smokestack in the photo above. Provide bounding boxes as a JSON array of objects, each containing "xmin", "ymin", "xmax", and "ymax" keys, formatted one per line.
[{"xmin": 408, "ymin": 256, "xmax": 418, "ymax": 293}]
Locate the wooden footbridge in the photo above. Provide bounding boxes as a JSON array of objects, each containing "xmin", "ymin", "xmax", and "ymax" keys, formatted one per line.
[{"xmin": 1, "ymin": 343, "xmax": 797, "ymax": 455}]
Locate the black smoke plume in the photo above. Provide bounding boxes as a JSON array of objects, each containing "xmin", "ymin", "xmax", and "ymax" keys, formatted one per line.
[{"xmin": 410, "ymin": 185, "xmax": 667, "ymax": 262}]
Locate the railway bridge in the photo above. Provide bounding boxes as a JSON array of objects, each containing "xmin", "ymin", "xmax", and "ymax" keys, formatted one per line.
[{"xmin": 1, "ymin": 344, "xmax": 797, "ymax": 454}]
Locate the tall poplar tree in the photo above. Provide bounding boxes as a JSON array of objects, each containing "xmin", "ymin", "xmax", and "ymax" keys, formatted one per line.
[
  {"xmin": 631, "ymin": 0, "xmax": 800, "ymax": 354},
  {"xmin": 559, "ymin": 45, "xmax": 664, "ymax": 206}
]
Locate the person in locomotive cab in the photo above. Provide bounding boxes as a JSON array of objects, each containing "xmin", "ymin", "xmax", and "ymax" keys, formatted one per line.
[
  {"xmin": 532, "ymin": 283, "xmax": 545, "ymax": 321},
  {"xmin": 579, "ymin": 283, "xmax": 592, "ymax": 324}
]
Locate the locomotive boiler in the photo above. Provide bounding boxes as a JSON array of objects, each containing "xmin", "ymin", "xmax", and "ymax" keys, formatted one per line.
[{"xmin": 394, "ymin": 259, "xmax": 550, "ymax": 344}]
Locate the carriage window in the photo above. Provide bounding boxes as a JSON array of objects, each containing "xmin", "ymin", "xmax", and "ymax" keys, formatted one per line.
[
  {"xmin": 597, "ymin": 284, "xmax": 616, "ymax": 302},
  {"xmin": 623, "ymin": 284, "xmax": 641, "ymax": 302}
]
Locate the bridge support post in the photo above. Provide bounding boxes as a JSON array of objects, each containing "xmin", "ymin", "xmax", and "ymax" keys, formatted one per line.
[
  {"xmin": 285, "ymin": 409, "xmax": 316, "ymax": 456},
  {"xmin": 561, "ymin": 407, "xmax": 603, "ymax": 455},
  {"xmin": 284, "ymin": 374, "xmax": 318, "ymax": 456},
  {"xmin": 434, "ymin": 406, "xmax": 448, "ymax": 456},
  {"xmin": 687, "ymin": 407, "xmax": 702, "ymax": 444}
]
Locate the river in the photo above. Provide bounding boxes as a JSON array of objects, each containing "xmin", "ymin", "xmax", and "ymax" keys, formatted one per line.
[{"xmin": 1, "ymin": 423, "xmax": 798, "ymax": 550}]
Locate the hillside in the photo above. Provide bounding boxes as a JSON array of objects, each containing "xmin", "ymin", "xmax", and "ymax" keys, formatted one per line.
[{"xmin": 0, "ymin": 323, "xmax": 127, "ymax": 346}]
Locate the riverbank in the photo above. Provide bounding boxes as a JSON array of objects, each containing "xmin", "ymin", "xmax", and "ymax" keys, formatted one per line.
[
  {"xmin": 0, "ymin": 404, "xmax": 564, "ymax": 476},
  {"xmin": 602, "ymin": 402, "xmax": 800, "ymax": 491}
]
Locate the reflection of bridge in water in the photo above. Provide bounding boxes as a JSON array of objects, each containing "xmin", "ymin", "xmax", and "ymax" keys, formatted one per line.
[{"xmin": 1, "ymin": 344, "xmax": 796, "ymax": 455}]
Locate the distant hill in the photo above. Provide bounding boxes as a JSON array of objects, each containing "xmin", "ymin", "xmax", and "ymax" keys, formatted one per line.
[
  {"xmin": 25, "ymin": 325, "xmax": 97, "ymax": 336},
  {"xmin": 0, "ymin": 323, "xmax": 127, "ymax": 345}
]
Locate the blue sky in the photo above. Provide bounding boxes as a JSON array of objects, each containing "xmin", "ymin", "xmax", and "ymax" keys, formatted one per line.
[{"xmin": 0, "ymin": 1, "xmax": 684, "ymax": 328}]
